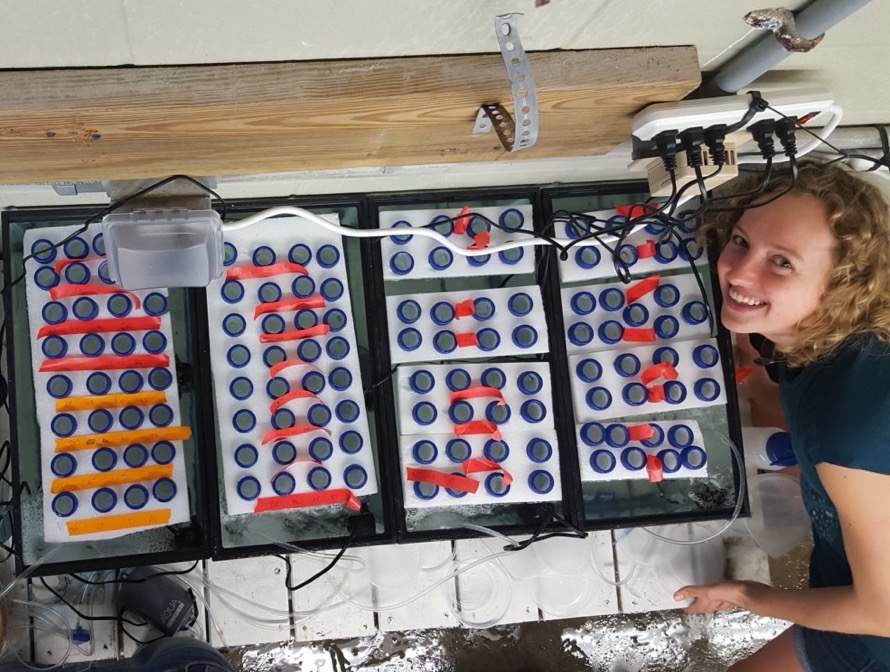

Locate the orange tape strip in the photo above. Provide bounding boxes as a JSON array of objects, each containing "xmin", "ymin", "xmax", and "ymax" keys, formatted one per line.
[
  {"xmin": 55, "ymin": 426, "xmax": 192, "ymax": 452},
  {"xmin": 51, "ymin": 464, "xmax": 174, "ymax": 494},
  {"xmin": 49, "ymin": 285, "xmax": 141, "ymax": 309},
  {"xmin": 259, "ymin": 324, "xmax": 331, "ymax": 344},
  {"xmin": 56, "ymin": 391, "xmax": 167, "ymax": 413},
  {"xmin": 67, "ymin": 509, "xmax": 171, "ymax": 536},
  {"xmin": 254, "ymin": 295, "xmax": 325, "ymax": 319},
  {"xmin": 226, "ymin": 262, "xmax": 308, "ymax": 280},
  {"xmin": 254, "ymin": 489, "xmax": 361, "ymax": 513},
  {"xmin": 37, "ymin": 316, "xmax": 161, "ymax": 339},
  {"xmin": 40, "ymin": 354, "xmax": 170, "ymax": 373}
]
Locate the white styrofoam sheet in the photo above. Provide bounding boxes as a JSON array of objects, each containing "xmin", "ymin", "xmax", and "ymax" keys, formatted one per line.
[
  {"xmin": 568, "ymin": 338, "xmax": 727, "ymax": 423},
  {"xmin": 577, "ymin": 419, "xmax": 709, "ymax": 482},
  {"xmin": 31, "ymin": 574, "xmax": 119, "ymax": 664},
  {"xmin": 395, "ymin": 362, "xmax": 554, "ymax": 436},
  {"xmin": 557, "ymin": 208, "xmax": 708, "ymax": 284},
  {"xmin": 400, "ymin": 429, "xmax": 561, "ymax": 508},
  {"xmin": 453, "ymin": 539, "xmax": 539, "ymax": 627},
  {"xmin": 206, "ymin": 216, "xmax": 377, "ymax": 516},
  {"xmin": 561, "ymin": 271, "xmax": 712, "ymax": 356},
  {"xmin": 379, "ymin": 205, "xmax": 536, "ymax": 281},
  {"xmin": 206, "ymin": 556, "xmax": 291, "ymax": 647},
  {"xmin": 23, "ymin": 225, "xmax": 190, "ymax": 542},
  {"xmin": 385, "ymin": 285, "xmax": 549, "ymax": 365},
  {"xmin": 290, "ymin": 551, "xmax": 376, "ymax": 642}
]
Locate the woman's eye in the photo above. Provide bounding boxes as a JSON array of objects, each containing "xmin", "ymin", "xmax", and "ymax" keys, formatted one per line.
[
  {"xmin": 730, "ymin": 234, "xmax": 748, "ymax": 248},
  {"xmin": 775, "ymin": 257, "xmax": 793, "ymax": 270}
]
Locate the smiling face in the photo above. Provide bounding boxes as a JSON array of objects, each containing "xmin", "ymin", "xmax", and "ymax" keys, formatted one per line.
[{"xmin": 717, "ymin": 192, "xmax": 838, "ymax": 348}]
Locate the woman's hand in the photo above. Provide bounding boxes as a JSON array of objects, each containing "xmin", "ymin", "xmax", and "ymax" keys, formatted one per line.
[{"xmin": 674, "ymin": 581, "xmax": 771, "ymax": 614}]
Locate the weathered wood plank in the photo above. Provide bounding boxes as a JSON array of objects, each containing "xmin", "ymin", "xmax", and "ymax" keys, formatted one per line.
[{"xmin": 0, "ymin": 48, "xmax": 699, "ymax": 183}]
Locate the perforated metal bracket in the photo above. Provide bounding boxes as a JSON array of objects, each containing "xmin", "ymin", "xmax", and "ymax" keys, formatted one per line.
[{"xmin": 472, "ymin": 13, "xmax": 539, "ymax": 152}]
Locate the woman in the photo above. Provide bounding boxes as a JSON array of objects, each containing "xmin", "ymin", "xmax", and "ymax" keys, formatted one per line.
[{"xmin": 674, "ymin": 161, "xmax": 890, "ymax": 671}]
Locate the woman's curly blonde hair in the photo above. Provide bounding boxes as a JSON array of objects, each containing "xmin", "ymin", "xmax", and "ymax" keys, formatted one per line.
[{"xmin": 698, "ymin": 160, "xmax": 890, "ymax": 367}]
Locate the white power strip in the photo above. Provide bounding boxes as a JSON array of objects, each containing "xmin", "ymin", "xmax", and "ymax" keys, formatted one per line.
[{"xmin": 632, "ymin": 88, "xmax": 834, "ymax": 141}]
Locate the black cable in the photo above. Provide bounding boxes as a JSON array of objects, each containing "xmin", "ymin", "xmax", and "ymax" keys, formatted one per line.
[
  {"xmin": 281, "ymin": 525, "xmax": 357, "ymax": 592},
  {"xmin": 37, "ymin": 576, "xmax": 149, "ymax": 628},
  {"xmin": 69, "ymin": 560, "xmax": 201, "ymax": 586}
]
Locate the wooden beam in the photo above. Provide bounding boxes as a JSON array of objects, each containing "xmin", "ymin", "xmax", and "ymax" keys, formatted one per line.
[{"xmin": 0, "ymin": 48, "xmax": 699, "ymax": 184}]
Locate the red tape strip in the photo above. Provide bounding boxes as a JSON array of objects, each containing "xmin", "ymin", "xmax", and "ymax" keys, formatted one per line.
[
  {"xmin": 406, "ymin": 467, "xmax": 480, "ymax": 494},
  {"xmin": 49, "ymin": 285, "xmax": 141, "ymax": 309},
  {"xmin": 646, "ymin": 454, "xmax": 664, "ymax": 483},
  {"xmin": 628, "ymin": 424, "xmax": 655, "ymax": 441},
  {"xmin": 269, "ymin": 390, "xmax": 321, "ymax": 414},
  {"xmin": 636, "ymin": 240, "xmax": 657, "ymax": 259},
  {"xmin": 37, "ymin": 316, "xmax": 161, "ymax": 339},
  {"xmin": 622, "ymin": 328, "xmax": 657, "ymax": 343},
  {"xmin": 454, "ymin": 300, "xmax": 475, "ymax": 319},
  {"xmin": 226, "ymin": 262, "xmax": 308, "ymax": 281},
  {"xmin": 255, "ymin": 489, "xmax": 361, "ymax": 513},
  {"xmin": 261, "ymin": 424, "xmax": 331, "ymax": 445},
  {"xmin": 449, "ymin": 386, "xmax": 505, "ymax": 406},
  {"xmin": 456, "ymin": 332, "xmax": 479, "ymax": 348},
  {"xmin": 647, "ymin": 385, "xmax": 665, "ymax": 403},
  {"xmin": 269, "ymin": 360, "xmax": 322, "ymax": 379},
  {"xmin": 54, "ymin": 257, "xmax": 105, "ymax": 274},
  {"xmin": 735, "ymin": 367, "xmax": 754, "ymax": 384},
  {"xmin": 462, "ymin": 457, "xmax": 513, "ymax": 486},
  {"xmin": 625, "ymin": 275, "xmax": 661, "ymax": 304},
  {"xmin": 616, "ymin": 204, "xmax": 657, "ymax": 219},
  {"xmin": 254, "ymin": 295, "xmax": 326, "ymax": 319},
  {"xmin": 453, "ymin": 206, "xmax": 472, "ymax": 235},
  {"xmin": 259, "ymin": 324, "xmax": 331, "ymax": 343},
  {"xmin": 469, "ymin": 231, "xmax": 490, "ymax": 250},
  {"xmin": 454, "ymin": 420, "xmax": 501, "ymax": 441},
  {"xmin": 641, "ymin": 362, "xmax": 679, "ymax": 385},
  {"xmin": 39, "ymin": 354, "xmax": 169, "ymax": 373}
]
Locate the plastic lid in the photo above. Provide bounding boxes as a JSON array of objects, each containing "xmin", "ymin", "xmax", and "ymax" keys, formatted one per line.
[
  {"xmin": 102, "ymin": 209, "xmax": 224, "ymax": 290},
  {"xmin": 765, "ymin": 431, "xmax": 797, "ymax": 467}
]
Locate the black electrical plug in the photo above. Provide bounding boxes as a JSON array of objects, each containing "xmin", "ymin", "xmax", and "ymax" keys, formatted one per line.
[
  {"xmin": 704, "ymin": 124, "xmax": 728, "ymax": 166},
  {"xmin": 774, "ymin": 117, "xmax": 798, "ymax": 158},
  {"xmin": 678, "ymin": 127, "xmax": 705, "ymax": 169},
  {"xmin": 749, "ymin": 119, "xmax": 776, "ymax": 160},
  {"xmin": 654, "ymin": 130, "xmax": 680, "ymax": 173}
]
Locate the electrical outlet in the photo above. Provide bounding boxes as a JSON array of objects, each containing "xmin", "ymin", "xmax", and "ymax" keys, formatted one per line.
[
  {"xmin": 640, "ymin": 144, "xmax": 739, "ymax": 197},
  {"xmin": 631, "ymin": 88, "xmax": 834, "ymax": 141}
]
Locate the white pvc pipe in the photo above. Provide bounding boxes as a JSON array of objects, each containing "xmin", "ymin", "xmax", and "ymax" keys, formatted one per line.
[{"xmin": 710, "ymin": 0, "xmax": 874, "ymax": 94}]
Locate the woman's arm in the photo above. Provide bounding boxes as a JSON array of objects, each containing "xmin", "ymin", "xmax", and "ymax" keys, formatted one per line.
[{"xmin": 675, "ymin": 465, "xmax": 890, "ymax": 637}]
